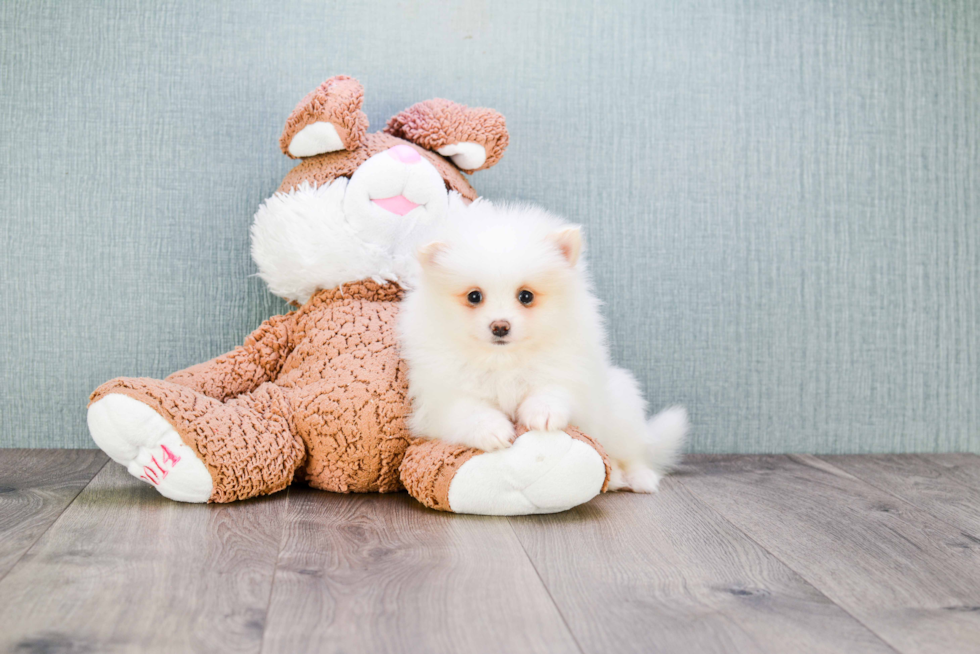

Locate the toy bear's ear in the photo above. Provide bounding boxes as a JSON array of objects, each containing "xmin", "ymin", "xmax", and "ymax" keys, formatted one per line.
[
  {"xmin": 279, "ymin": 76, "xmax": 369, "ymax": 159},
  {"xmin": 384, "ymin": 99, "xmax": 509, "ymax": 173}
]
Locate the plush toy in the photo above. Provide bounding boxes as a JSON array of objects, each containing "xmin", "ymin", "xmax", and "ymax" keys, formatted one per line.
[{"xmin": 87, "ymin": 76, "xmax": 610, "ymax": 515}]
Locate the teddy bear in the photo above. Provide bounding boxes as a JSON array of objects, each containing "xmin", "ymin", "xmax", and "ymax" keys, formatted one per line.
[{"xmin": 87, "ymin": 75, "xmax": 611, "ymax": 515}]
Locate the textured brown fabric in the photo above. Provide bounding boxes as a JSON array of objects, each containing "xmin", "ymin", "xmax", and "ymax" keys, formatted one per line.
[
  {"xmin": 385, "ymin": 99, "xmax": 509, "ymax": 173},
  {"xmin": 280, "ymin": 281, "xmax": 410, "ymax": 494},
  {"xmin": 166, "ymin": 312, "xmax": 295, "ymax": 401},
  {"xmin": 277, "ymin": 132, "xmax": 478, "ymax": 201},
  {"xmin": 400, "ymin": 438, "xmax": 479, "ymax": 512},
  {"xmin": 279, "ymin": 75, "xmax": 369, "ymax": 157}
]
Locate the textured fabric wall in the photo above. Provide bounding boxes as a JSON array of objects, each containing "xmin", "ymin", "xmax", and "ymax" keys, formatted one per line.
[{"xmin": 1, "ymin": 0, "xmax": 977, "ymax": 451}]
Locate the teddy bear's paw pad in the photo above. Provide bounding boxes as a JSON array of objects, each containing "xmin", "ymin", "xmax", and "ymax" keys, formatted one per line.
[
  {"xmin": 88, "ymin": 394, "xmax": 212, "ymax": 503},
  {"xmin": 287, "ymin": 121, "xmax": 345, "ymax": 158},
  {"xmin": 446, "ymin": 429, "xmax": 605, "ymax": 515}
]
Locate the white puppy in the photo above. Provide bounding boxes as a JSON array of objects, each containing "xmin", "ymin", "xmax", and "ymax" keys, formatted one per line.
[{"xmin": 398, "ymin": 201, "xmax": 688, "ymax": 492}]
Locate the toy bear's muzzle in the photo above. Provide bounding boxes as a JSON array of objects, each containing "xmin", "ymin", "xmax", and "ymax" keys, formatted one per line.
[{"xmin": 343, "ymin": 145, "xmax": 449, "ymax": 250}]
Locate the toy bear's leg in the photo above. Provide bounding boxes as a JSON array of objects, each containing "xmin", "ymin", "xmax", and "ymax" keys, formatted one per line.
[
  {"xmin": 400, "ymin": 426, "xmax": 610, "ymax": 515},
  {"xmin": 88, "ymin": 378, "xmax": 305, "ymax": 503}
]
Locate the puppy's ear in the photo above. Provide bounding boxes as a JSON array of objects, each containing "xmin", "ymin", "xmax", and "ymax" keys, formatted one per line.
[
  {"xmin": 549, "ymin": 227, "xmax": 582, "ymax": 266},
  {"xmin": 417, "ymin": 242, "xmax": 447, "ymax": 269}
]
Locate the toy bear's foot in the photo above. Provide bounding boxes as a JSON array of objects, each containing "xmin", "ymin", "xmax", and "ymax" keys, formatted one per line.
[
  {"xmin": 447, "ymin": 429, "xmax": 606, "ymax": 515},
  {"xmin": 401, "ymin": 427, "xmax": 609, "ymax": 516},
  {"xmin": 87, "ymin": 393, "xmax": 213, "ymax": 503}
]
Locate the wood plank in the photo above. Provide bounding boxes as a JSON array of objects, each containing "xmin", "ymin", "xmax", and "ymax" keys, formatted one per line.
[
  {"xmin": 682, "ymin": 455, "xmax": 980, "ymax": 654},
  {"xmin": 260, "ymin": 488, "xmax": 580, "ymax": 654},
  {"xmin": 0, "ymin": 449, "xmax": 106, "ymax": 579},
  {"xmin": 918, "ymin": 454, "xmax": 980, "ymax": 491},
  {"xmin": 0, "ymin": 462, "xmax": 285, "ymax": 654},
  {"xmin": 824, "ymin": 455, "xmax": 980, "ymax": 538},
  {"xmin": 510, "ymin": 476, "xmax": 897, "ymax": 654}
]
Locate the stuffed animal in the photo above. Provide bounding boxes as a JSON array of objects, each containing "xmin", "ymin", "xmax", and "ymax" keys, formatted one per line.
[{"xmin": 87, "ymin": 76, "xmax": 610, "ymax": 515}]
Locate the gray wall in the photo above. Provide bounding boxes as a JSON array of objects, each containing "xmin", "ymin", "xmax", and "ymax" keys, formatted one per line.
[{"xmin": 1, "ymin": 0, "xmax": 978, "ymax": 452}]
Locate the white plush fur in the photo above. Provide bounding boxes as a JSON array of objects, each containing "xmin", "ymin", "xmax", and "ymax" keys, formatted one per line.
[
  {"xmin": 252, "ymin": 179, "xmax": 388, "ymax": 304},
  {"xmin": 398, "ymin": 202, "xmax": 688, "ymax": 492},
  {"xmin": 251, "ymin": 154, "xmax": 469, "ymax": 304}
]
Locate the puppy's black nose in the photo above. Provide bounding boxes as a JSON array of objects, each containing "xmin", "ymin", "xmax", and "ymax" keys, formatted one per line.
[{"xmin": 490, "ymin": 320, "xmax": 511, "ymax": 337}]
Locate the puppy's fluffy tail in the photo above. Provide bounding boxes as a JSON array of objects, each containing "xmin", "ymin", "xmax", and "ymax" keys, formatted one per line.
[{"xmin": 645, "ymin": 406, "xmax": 689, "ymax": 474}]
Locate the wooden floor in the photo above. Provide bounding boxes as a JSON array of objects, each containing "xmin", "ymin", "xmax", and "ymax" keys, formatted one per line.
[{"xmin": 1, "ymin": 452, "xmax": 979, "ymax": 654}]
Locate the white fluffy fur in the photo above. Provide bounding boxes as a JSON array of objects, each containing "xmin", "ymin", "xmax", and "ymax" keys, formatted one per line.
[
  {"xmin": 398, "ymin": 202, "xmax": 688, "ymax": 492},
  {"xmin": 251, "ymin": 178, "xmax": 469, "ymax": 305}
]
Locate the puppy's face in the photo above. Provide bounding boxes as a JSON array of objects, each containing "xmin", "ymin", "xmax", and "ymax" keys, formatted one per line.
[{"xmin": 417, "ymin": 227, "xmax": 582, "ymax": 351}]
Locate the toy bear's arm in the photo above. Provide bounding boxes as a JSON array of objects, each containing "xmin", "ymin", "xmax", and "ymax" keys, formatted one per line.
[{"xmin": 165, "ymin": 312, "xmax": 296, "ymax": 402}]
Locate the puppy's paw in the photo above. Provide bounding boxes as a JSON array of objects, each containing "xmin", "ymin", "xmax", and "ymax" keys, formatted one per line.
[
  {"xmin": 605, "ymin": 465, "xmax": 623, "ymax": 491},
  {"xmin": 466, "ymin": 412, "xmax": 516, "ymax": 452},
  {"xmin": 626, "ymin": 468, "xmax": 662, "ymax": 493},
  {"xmin": 607, "ymin": 463, "xmax": 662, "ymax": 493},
  {"xmin": 518, "ymin": 396, "xmax": 570, "ymax": 432}
]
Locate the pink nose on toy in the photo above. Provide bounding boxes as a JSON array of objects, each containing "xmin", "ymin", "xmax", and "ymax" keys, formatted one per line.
[{"xmin": 387, "ymin": 144, "xmax": 421, "ymax": 164}]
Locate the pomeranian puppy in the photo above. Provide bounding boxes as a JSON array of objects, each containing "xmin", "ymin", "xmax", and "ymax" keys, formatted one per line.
[{"xmin": 398, "ymin": 201, "xmax": 688, "ymax": 492}]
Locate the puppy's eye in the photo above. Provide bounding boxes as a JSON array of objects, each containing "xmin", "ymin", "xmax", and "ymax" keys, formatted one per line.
[
  {"xmin": 467, "ymin": 290, "xmax": 483, "ymax": 305},
  {"xmin": 518, "ymin": 290, "xmax": 534, "ymax": 306}
]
